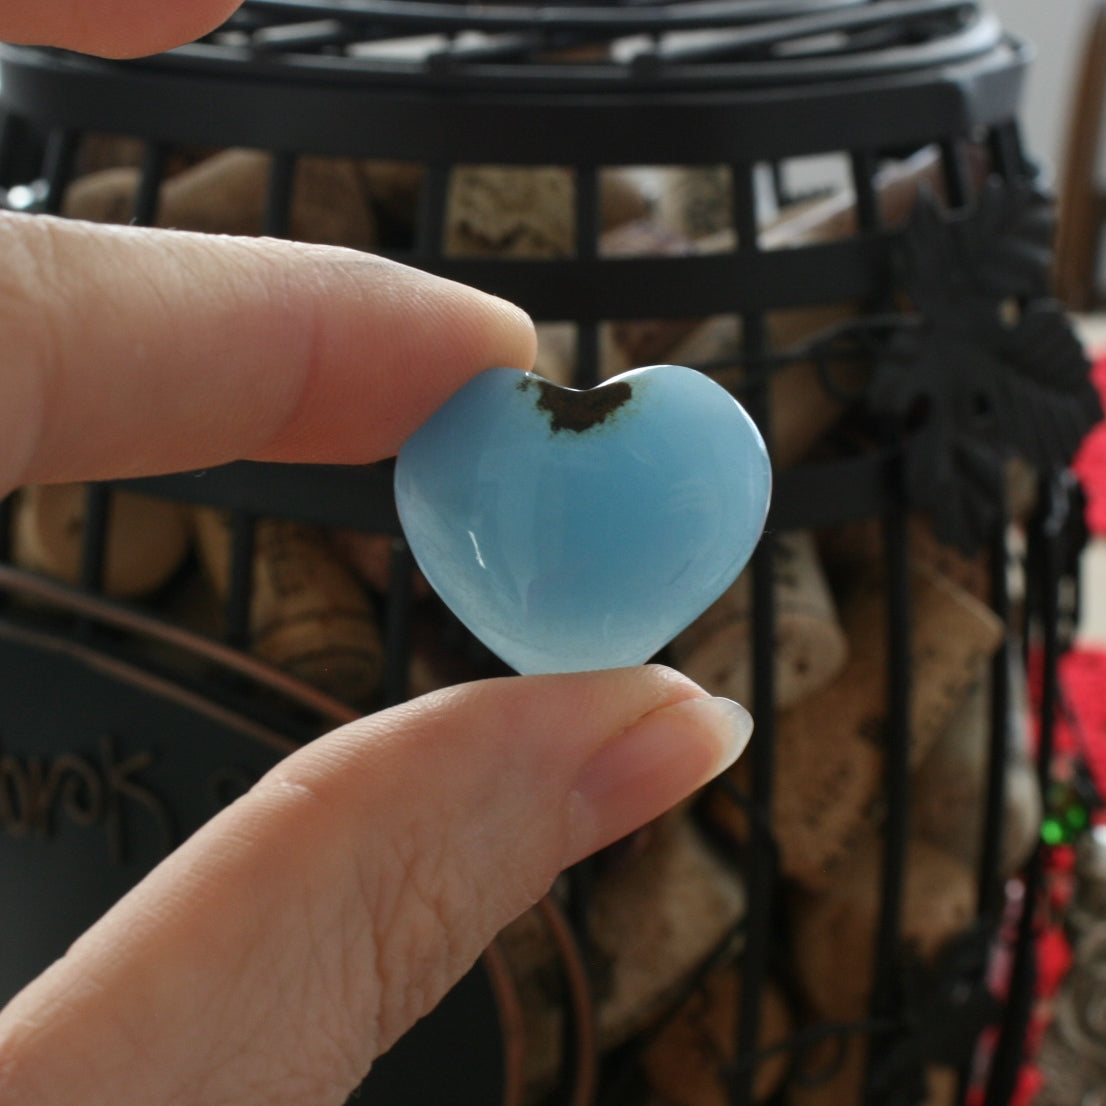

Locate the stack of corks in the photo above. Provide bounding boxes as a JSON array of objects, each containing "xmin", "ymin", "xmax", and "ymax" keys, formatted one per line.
[
  {"xmin": 16, "ymin": 140, "xmax": 1043, "ymax": 1103},
  {"xmin": 9, "ymin": 484, "xmax": 391, "ymax": 707},
  {"xmin": 498, "ymin": 815, "xmax": 755, "ymax": 1101}
]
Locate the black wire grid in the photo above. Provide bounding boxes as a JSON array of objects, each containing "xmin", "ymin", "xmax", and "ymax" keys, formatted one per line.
[{"xmin": 0, "ymin": 2, "xmax": 1096, "ymax": 1103}]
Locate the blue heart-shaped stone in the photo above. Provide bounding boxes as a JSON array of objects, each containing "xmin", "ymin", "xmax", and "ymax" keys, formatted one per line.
[{"xmin": 395, "ymin": 365, "xmax": 771, "ymax": 675}]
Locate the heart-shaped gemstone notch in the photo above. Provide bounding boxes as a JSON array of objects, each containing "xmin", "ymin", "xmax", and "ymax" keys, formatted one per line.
[{"xmin": 395, "ymin": 365, "xmax": 771, "ymax": 675}]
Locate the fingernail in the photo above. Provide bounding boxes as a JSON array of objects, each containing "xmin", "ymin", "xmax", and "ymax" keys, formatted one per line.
[{"xmin": 567, "ymin": 696, "xmax": 753, "ymax": 865}]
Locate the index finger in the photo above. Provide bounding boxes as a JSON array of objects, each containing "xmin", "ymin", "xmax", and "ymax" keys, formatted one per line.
[
  {"xmin": 0, "ymin": 0, "xmax": 244, "ymax": 58},
  {"xmin": 0, "ymin": 213, "xmax": 536, "ymax": 495}
]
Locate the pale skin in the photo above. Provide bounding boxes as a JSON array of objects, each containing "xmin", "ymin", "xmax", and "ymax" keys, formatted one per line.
[{"xmin": 0, "ymin": 5, "xmax": 754, "ymax": 1103}]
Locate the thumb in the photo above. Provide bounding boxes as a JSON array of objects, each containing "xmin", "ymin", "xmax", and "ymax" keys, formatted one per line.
[{"xmin": 0, "ymin": 666, "xmax": 751, "ymax": 1106}]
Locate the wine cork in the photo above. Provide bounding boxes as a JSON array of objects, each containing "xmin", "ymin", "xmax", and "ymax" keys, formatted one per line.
[
  {"xmin": 533, "ymin": 321, "xmax": 644, "ymax": 389},
  {"xmin": 662, "ymin": 311, "xmax": 870, "ymax": 469},
  {"xmin": 328, "ymin": 529, "xmax": 430, "ymax": 601},
  {"xmin": 445, "ymin": 166, "xmax": 575, "ymax": 257},
  {"xmin": 600, "ymin": 220, "xmax": 703, "ymax": 374},
  {"xmin": 193, "ymin": 510, "xmax": 384, "ymax": 705},
  {"xmin": 75, "ymin": 134, "xmax": 213, "ymax": 178},
  {"xmin": 922, "ymin": 1066, "xmax": 961, "ymax": 1106},
  {"xmin": 790, "ymin": 834, "xmax": 976, "ymax": 1023},
  {"xmin": 786, "ymin": 1036, "xmax": 959, "ymax": 1106},
  {"xmin": 359, "ymin": 162, "xmax": 649, "ymax": 251},
  {"xmin": 671, "ymin": 530, "xmax": 848, "ymax": 711},
  {"xmin": 76, "ymin": 133, "xmax": 151, "ymax": 175},
  {"xmin": 632, "ymin": 147, "xmax": 971, "ymax": 469},
  {"xmin": 600, "ymin": 217, "xmax": 864, "ymax": 386},
  {"xmin": 709, "ymin": 564, "xmax": 1005, "ymax": 890},
  {"xmin": 62, "ymin": 165, "xmax": 143, "ymax": 225},
  {"xmin": 650, "ymin": 165, "xmax": 735, "ymax": 241},
  {"xmin": 818, "ymin": 513, "xmax": 991, "ymax": 604},
  {"xmin": 912, "ymin": 667, "xmax": 1042, "ymax": 879},
  {"xmin": 12, "ymin": 483, "xmax": 191, "ymax": 598},
  {"xmin": 757, "ymin": 143, "xmax": 976, "ymax": 252},
  {"xmin": 640, "ymin": 966, "xmax": 792, "ymax": 1104},
  {"xmin": 133, "ymin": 566, "xmax": 230, "ymax": 684},
  {"xmin": 444, "ymin": 165, "xmax": 652, "ymax": 258},
  {"xmin": 785, "ymin": 835, "xmax": 973, "ymax": 1106},
  {"xmin": 598, "ymin": 212, "xmax": 868, "ymax": 429},
  {"xmin": 599, "ymin": 168, "xmax": 654, "ymax": 233},
  {"xmin": 792, "ymin": 837, "xmax": 976, "ymax": 1022},
  {"xmin": 497, "ymin": 816, "xmax": 747, "ymax": 1090},
  {"xmin": 64, "ymin": 149, "xmax": 379, "ymax": 250},
  {"xmin": 906, "ymin": 516, "xmax": 992, "ymax": 602},
  {"xmin": 589, "ymin": 817, "xmax": 747, "ymax": 1048},
  {"xmin": 158, "ymin": 565, "xmax": 226, "ymax": 640},
  {"xmin": 786, "ymin": 1033, "xmax": 868, "ymax": 1106},
  {"xmin": 494, "ymin": 902, "xmax": 570, "ymax": 1098},
  {"xmin": 357, "ymin": 160, "xmax": 425, "ymax": 230}
]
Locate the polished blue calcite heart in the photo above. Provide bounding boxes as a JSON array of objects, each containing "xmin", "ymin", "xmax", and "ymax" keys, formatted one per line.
[{"xmin": 395, "ymin": 365, "xmax": 771, "ymax": 675}]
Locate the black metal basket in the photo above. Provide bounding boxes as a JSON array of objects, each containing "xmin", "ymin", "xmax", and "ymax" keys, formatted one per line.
[{"xmin": 0, "ymin": 2, "xmax": 1100, "ymax": 1103}]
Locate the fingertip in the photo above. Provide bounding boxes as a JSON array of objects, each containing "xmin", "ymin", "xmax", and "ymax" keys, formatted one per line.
[
  {"xmin": 508, "ymin": 304, "xmax": 539, "ymax": 369},
  {"xmin": 566, "ymin": 691, "xmax": 753, "ymax": 866},
  {"xmin": 482, "ymin": 294, "xmax": 539, "ymax": 372},
  {"xmin": 424, "ymin": 278, "xmax": 538, "ymax": 388},
  {"xmin": 2, "ymin": 1, "xmax": 244, "ymax": 58}
]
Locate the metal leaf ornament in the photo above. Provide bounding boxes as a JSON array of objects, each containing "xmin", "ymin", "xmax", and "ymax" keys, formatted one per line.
[{"xmin": 869, "ymin": 181, "xmax": 1101, "ymax": 552}]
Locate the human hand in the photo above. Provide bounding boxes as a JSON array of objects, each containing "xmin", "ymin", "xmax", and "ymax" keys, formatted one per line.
[
  {"xmin": 0, "ymin": 212, "xmax": 753, "ymax": 1104},
  {"xmin": 0, "ymin": 0, "xmax": 246, "ymax": 59}
]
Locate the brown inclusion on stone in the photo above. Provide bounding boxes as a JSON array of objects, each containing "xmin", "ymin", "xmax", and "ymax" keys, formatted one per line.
[{"xmin": 521, "ymin": 376, "xmax": 634, "ymax": 433}]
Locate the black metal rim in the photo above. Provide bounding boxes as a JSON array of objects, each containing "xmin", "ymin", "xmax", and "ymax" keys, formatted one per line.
[
  {"xmin": 0, "ymin": 0, "xmax": 1016, "ymax": 96},
  {"xmin": 0, "ymin": 38, "xmax": 1028, "ymax": 167},
  {"xmin": 160, "ymin": 0, "xmax": 1007, "ymax": 93}
]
